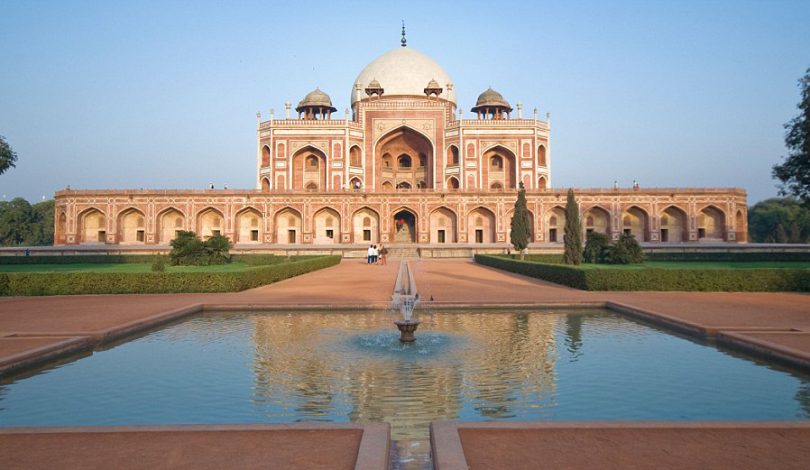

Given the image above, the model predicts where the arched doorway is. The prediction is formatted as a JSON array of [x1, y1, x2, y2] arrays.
[[483, 146, 517, 190], [583, 206, 610, 237], [158, 208, 185, 244], [274, 208, 302, 244], [546, 206, 565, 243], [392, 209, 417, 243], [197, 208, 224, 239], [353, 208, 380, 243], [468, 207, 495, 243], [292, 146, 327, 191], [117, 208, 146, 244], [313, 208, 340, 244], [430, 207, 457, 243], [80, 209, 106, 244], [660, 206, 687, 242], [622, 206, 650, 241], [698, 206, 725, 240], [235, 208, 262, 243]]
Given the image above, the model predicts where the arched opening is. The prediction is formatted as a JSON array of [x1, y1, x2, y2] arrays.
[[349, 145, 362, 167], [430, 207, 457, 243], [507, 209, 534, 245], [376, 127, 433, 190], [446, 177, 459, 190], [735, 209, 747, 242], [660, 206, 687, 242], [546, 206, 565, 243], [382, 181, 394, 191], [158, 208, 185, 244], [292, 146, 327, 191], [448, 145, 459, 166], [56, 212, 67, 244], [416, 180, 427, 189], [583, 206, 610, 236], [698, 206, 726, 240], [393, 208, 417, 243], [538, 145, 547, 166], [538, 176, 547, 190], [490, 182, 503, 191], [261, 177, 270, 192], [262, 145, 271, 167], [622, 206, 650, 241], [397, 181, 412, 190], [236, 208, 262, 243], [117, 208, 146, 244], [80, 209, 106, 244], [353, 207, 380, 243], [313, 207, 341, 244], [468, 207, 496, 243], [349, 177, 362, 190], [483, 146, 517, 190], [197, 208, 224, 239], [274, 208, 302, 244]]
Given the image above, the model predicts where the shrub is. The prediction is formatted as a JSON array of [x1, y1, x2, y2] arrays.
[[583, 232, 610, 263], [2, 256, 341, 296], [151, 257, 166, 272], [602, 233, 645, 264], [169, 231, 232, 266], [204, 234, 232, 265], [474, 254, 810, 292]]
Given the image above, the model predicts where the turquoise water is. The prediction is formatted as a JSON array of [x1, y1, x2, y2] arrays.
[[1, 309, 808, 440]]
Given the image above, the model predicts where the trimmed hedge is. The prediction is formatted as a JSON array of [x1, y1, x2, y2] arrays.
[[1, 255, 341, 296], [646, 251, 810, 262], [475, 255, 810, 292], [0, 253, 317, 266]]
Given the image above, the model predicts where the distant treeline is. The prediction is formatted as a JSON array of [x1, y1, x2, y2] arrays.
[[0, 198, 54, 246], [748, 198, 810, 243]]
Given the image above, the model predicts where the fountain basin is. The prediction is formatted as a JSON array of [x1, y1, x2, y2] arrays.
[[394, 319, 421, 342]]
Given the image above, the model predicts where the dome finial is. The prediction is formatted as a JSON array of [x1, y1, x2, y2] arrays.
[[401, 20, 407, 47]]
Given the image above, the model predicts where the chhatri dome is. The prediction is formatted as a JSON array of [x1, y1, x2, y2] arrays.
[[351, 47, 456, 105]]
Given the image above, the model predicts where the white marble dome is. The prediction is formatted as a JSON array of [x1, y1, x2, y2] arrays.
[[351, 47, 455, 105]]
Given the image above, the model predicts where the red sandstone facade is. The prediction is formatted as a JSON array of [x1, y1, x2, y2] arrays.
[[53, 45, 747, 247]]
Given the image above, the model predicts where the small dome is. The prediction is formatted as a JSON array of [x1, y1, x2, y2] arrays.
[[471, 87, 512, 112], [296, 88, 337, 112], [368, 78, 382, 89], [426, 78, 440, 89]]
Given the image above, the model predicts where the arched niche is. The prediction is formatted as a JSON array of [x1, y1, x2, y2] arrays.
[[660, 206, 687, 242], [446, 177, 460, 190], [117, 208, 146, 244], [79, 208, 106, 244], [235, 208, 262, 243], [261, 177, 270, 192], [392, 208, 417, 243], [292, 146, 327, 191], [538, 145, 547, 166], [698, 206, 726, 240], [430, 207, 457, 243], [55, 212, 67, 244], [158, 208, 185, 244], [622, 206, 650, 241], [376, 127, 433, 190], [538, 176, 547, 190], [583, 206, 611, 236], [313, 207, 341, 244], [274, 208, 302, 244], [352, 207, 380, 243], [349, 145, 362, 167], [262, 145, 271, 167], [197, 208, 224, 239], [483, 146, 517, 190], [546, 206, 565, 243], [447, 145, 460, 166], [468, 207, 495, 243]]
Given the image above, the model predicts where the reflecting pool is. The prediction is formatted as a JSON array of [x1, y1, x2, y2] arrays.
[[2, 309, 809, 443]]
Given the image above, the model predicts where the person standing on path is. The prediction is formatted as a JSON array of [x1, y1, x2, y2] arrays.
[[379, 245, 387, 265], [367, 245, 374, 264]]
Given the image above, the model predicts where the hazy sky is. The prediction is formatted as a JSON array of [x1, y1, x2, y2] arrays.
[[1, 0, 809, 204]]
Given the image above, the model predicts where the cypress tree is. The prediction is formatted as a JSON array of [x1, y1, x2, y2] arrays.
[[510, 182, 531, 260], [563, 188, 583, 265]]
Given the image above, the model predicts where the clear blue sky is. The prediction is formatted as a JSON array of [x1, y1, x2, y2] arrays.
[[1, 0, 808, 204]]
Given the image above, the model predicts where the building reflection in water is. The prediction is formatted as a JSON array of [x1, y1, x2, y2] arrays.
[[250, 310, 573, 439]]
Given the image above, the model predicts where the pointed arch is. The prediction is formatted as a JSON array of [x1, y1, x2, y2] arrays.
[[313, 207, 341, 244], [467, 206, 496, 243], [538, 144, 547, 166], [349, 145, 362, 167], [235, 207, 263, 243], [55, 211, 67, 245], [157, 207, 186, 244], [430, 206, 457, 243], [117, 207, 146, 244], [292, 145, 327, 191], [352, 206, 380, 243], [375, 126, 434, 190], [196, 207, 225, 239], [447, 145, 460, 166], [78, 207, 106, 244], [274, 207, 302, 244], [582, 205, 611, 236], [735, 209, 747, 242], [446, 176, 460, 190], [698, 205, 726, 240], [660, 205, 688, 242], [261, 145, 271, 167], [392, 206, 418, 243], [622, 205, 650, 241], [538, 176, 547, 190], [546, 206, 566, 243], [482, 144, 517, 190], [261, 177, 270, 192]]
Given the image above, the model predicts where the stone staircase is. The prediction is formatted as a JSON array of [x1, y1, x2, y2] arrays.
[[387, 245, 419, 259]]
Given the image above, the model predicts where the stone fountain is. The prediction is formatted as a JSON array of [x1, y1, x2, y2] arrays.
[[391, 261, 420, 342]]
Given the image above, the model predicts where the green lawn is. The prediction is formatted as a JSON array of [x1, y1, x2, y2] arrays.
[[0, 262, 258, 273], [574, 261, 810, 270]]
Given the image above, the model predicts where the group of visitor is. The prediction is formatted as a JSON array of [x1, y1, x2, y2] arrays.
[[367, 244, 387, 265]]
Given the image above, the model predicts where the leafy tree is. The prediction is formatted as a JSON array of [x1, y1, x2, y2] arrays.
[[0, 135, 17, 176], [583, 231, 610, 263], [0, 198, 52, 246], [773, 67, 810, 204], [602, 233, 645, 264], [563, 189, 583, 265], [205, 234, 232, 264], [509, 182, 531, 260], [748, 197, 810, 243]]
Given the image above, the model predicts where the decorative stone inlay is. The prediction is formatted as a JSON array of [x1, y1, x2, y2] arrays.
[[372, 118, 435, 143]]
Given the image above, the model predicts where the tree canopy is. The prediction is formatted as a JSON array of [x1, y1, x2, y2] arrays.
[[748, 197, 810, 243], [509, 182, 531, 258], [0, 198, 54, 246], [563, 189, 583, 265], [0, 135, 18, 176], [773, 67, 810, 204]]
